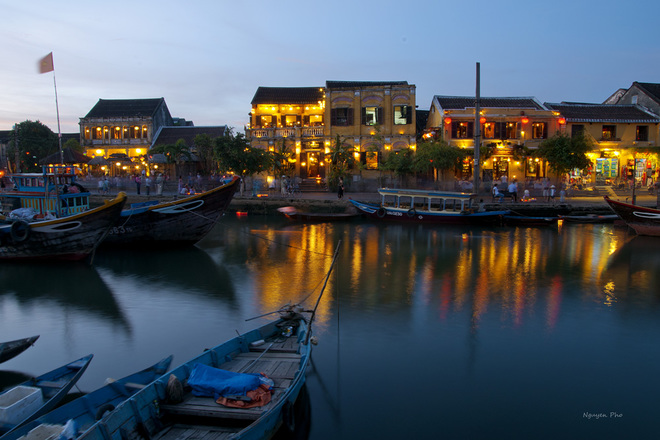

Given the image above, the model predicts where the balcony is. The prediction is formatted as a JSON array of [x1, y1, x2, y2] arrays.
[[247, 126, 325, 140]]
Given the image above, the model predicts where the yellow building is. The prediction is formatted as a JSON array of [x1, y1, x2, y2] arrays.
[[545, 102, 660, 187], [246, 81, 416, 185], [426, 96, 560, 184]]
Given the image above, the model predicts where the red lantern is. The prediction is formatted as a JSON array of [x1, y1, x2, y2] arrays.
[[558, 118, 566, 125], [444, 117, 452, 125], [480, 117, 486, 124], [521, 117, 529, 124]]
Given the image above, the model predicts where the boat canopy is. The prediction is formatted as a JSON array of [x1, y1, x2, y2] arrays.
[[378, 188, 478, 213]]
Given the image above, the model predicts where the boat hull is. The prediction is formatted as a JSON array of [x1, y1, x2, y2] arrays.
[[0, 194, 126, 261], [604, 196, 660, 236], [0, 336, 39, 364], [350, 199, 507, 225], [103, 177, 239, 247]]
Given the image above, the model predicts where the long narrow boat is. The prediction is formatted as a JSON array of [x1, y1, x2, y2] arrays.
[[72, 243, 341, 440], [604, 196, 660, 236], [0, 355, 93, 436], [503, 214, 559, 227], [277, 206, 359, 222], [0, 193, 126, 262], [102, 176, 240, 247], [350, 188, 508, 225], [0, 337, 39, 365], [1, 356, 173, 440]]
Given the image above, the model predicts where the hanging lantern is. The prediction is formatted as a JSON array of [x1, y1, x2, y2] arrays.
[[521, 117, 529, 124], [480, 117, 486, 124], [444, 117, 452, 125], [558, 118, 566, 125]]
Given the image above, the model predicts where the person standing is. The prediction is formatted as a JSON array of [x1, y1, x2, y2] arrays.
[[145, 175, 152, 196], [508, 180, 518, 202], [337, 177, 344, 199], [135, 174, 141, 195]]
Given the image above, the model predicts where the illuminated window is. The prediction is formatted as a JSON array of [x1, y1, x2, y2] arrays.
[[602, 125, 616, 140], [362, 107, 382, 126], [113, 127, 121, 140], [393, 106, 412, 125], [532, 122, 547, 139], [303, 115, 324, 126], [283, 115, 300, 127], [259, 115, 274, 127], [130, 126, 141, 139], [142, 125, 148, 138], [361, 151, 379, 170], [492, 122, 517, 139], [451, 121, 473, 139], [483, 122, 494, 139]]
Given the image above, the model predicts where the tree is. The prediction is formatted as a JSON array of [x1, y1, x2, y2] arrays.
[[414, 140, 467, 188], [272, 139, 295, 178], [150, 139, 192, 165], [7, 120, 58, 172], [535, 132, 593, 180], [214, 129, 272, 194], [381, 148, 415, 187], [63, 137, 83, 152], [326, 134, 355, 190], [193, 133, 216, 175]]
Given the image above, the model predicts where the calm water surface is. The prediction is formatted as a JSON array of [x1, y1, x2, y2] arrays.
[[1, 216, 659, 440]]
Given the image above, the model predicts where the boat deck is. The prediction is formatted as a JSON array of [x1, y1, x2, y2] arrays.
[[156, 336, 302, 440]]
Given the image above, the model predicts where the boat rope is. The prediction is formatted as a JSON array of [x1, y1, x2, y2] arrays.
[[305, 241, 341, 344]]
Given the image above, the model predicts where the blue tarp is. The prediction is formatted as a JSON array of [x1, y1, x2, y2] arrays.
[[187, 363, 262, 399]]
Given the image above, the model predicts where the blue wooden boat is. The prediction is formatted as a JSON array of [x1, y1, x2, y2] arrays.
[[0, 336, 39, 365], [503, 214, 559, 226], [0, 355, 93, 436], [350, 188, 508, 225], [72, 243, 340, 440], [1, 166, 91, 218], [102, 176, 240, 247], [0, 193, 126, 262], [1, 356, 173, 440]]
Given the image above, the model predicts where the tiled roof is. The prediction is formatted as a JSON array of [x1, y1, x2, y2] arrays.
[[545, 102, 660, 123], [84, 98, 167, 118], [633, 82, 660, 105], [434, 96, 545, 110], [251, 87, 324, 105], [151, 126, 228, 147], [326, 81, 408, 89]]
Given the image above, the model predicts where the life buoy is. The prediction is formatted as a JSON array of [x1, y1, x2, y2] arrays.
[[376, 208, 386, 218], [407, 208, 416, 218], [10, 220, 30, 243], [95, 403, 115, 420]]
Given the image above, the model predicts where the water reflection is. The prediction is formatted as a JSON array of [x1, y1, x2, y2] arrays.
[[0, 263, 127, 330], [604, 235, 660, 305], [213, 217, 650, 333]]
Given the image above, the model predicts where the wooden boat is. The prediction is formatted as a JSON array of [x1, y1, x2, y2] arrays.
[[0, 336, 39, 365], [1, 166, 91, 218], [350, 188, 508, 225], [0, 193, 127, 262], [1, 356, 173, 440], [72, 243, 341, 440], [277, 206, 359, 222], [503, 214, 559, 226], [102, 176, 239, 247], [0, 354, 93, 436], [558, 213, 619, 223], [604, 196, 660, 236]]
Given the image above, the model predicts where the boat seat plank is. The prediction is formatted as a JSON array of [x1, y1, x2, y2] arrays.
[[154, 424, 239, 440]]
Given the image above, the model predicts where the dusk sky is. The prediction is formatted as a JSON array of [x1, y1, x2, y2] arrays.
[[2, 0, 659, 134]]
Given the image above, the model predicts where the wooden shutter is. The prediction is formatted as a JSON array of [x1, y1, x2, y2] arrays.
[[331, 109, 337, 125], [377, 107, 384, 125], [406, 106, 412, 124], [348, 108, 354, 126], [467, 122, 474, 138], [451, 122, 458, 138], [361, 108, 366, 125], [303, 115, 310, 126]]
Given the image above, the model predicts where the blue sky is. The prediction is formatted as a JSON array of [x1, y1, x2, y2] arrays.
[[1, 0, 658, 134]]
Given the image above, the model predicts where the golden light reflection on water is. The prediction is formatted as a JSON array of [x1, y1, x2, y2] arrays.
[[228, 220, 652, 332]]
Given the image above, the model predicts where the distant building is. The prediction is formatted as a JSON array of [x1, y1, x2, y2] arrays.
[[545, 102, 660, 186], [426, 96, 560, 183], [79, 98, 174, 161]]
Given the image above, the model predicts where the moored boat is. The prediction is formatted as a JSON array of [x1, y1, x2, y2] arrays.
[[0, 336, 39, 365], [350, 188, 508, 225], [102, 176, 239, 247], [558, 214, 619, 223], [604, 196, 660, 236], [277, 206, 359, 222], [0, 193, 127, 262], [1, 356, 173, 440], [0, 354, 93, 436], [503, 214, 559, 226]]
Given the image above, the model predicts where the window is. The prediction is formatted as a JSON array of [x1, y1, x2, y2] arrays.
[[259, 115, 274, 127], [483, 123, 494, 139], [362, 107, 383, 126], [493, 122, 517, 139], [571, 125, 584, 138], [531, 122, 547, 139], [394, 105, 412, 125], [636, 125, 649, 141], [602, 125, 616, 140], [130, 126, 141, 139], [451, 121, 473, 139], [283, 115, 300, 127], [360, 151, 379, 170], [331, 108, 353, 126], [304, 115, 323, 126]]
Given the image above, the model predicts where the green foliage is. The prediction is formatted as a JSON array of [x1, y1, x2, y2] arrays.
[[326, 134, 355, 188], [8, 120, 58, 172], [63, 137, 83, 152], [414, 140, 466, 179], [381, 148, 415, 186], [272, 139, 295, 177], [193, 133, 215, 174], [536, 132, 593, 176], [150, 139, 192, 164], [213, 129, 272, 177]]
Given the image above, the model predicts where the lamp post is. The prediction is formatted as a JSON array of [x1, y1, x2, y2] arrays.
[[473, 62, 481, 194]]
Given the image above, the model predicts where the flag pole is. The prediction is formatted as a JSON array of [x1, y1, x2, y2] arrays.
[[52, 68, 63, 166]]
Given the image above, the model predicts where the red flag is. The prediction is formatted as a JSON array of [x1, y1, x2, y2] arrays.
[[38, 52, 54, 74]]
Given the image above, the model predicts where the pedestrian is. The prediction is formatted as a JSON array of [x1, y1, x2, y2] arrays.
[[507, 180, 518, 202], [97, 178, 104, 194], [135, 174, 141, 195], [492, 184, 504, 202], [337, 177, 344, 199], [178, 176, 183, 194], [103, 177, 109, 195], [549, 184, 556, 202], [145, 175, 152, 196], [542, 178, 550, 200]]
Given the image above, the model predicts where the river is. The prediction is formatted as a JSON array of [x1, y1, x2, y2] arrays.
[[1, 215, 659, 439]]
